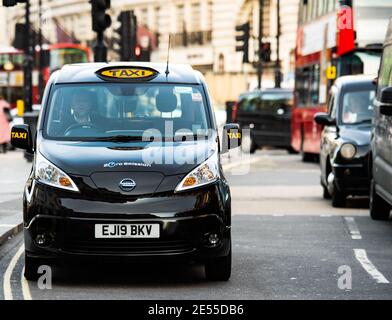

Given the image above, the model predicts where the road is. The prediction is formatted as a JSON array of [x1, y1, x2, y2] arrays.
[[1, 149, 392, 300]]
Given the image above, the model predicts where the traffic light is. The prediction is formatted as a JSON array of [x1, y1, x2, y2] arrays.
[[2, 0, 17, 6], [235, 22, 250, 63], [13, 23, 26, 50], [135, 45, 151, 62], [113, 10, 137, 61], [2, 0, 26, 6], [261, 42, 271, 63], [91, 0, 111, 33]]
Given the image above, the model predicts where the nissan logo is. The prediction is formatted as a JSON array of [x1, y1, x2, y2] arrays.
[[119, 178, 136, 192]]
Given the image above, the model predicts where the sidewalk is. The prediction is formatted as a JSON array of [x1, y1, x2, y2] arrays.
[[0, 151, 32, 245]]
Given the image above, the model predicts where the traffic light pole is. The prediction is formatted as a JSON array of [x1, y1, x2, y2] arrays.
[[38, 0, 45, 102], [94, 31, 107, 62], [257, 0, 263, 90], [275, 0, 282, 88], [23, 0, 33, 112]]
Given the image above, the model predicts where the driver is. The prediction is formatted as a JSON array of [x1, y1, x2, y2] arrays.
[[71, 91, 94, 124], [343, 93, 370, 124], [64, 91, 105, 135]]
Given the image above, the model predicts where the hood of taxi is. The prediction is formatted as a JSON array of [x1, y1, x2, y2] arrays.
[[38, 138, 217, 177], [339, 125, 371, 147]]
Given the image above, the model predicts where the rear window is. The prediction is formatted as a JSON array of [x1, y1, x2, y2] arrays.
[[43, 83, 210, 141], [238, 92, 293, 113]]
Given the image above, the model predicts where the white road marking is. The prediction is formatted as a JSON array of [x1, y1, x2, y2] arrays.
[[320, 214, 332, 217], [222, 156, 263, 171], [354, 249, 389, 284], [344, 217, 362, 240], [21, 267, 32, 300], [3, 244, 24, 300], [0, 224, 16, 228]]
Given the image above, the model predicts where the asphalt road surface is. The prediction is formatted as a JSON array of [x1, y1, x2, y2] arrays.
[[1, 149, 392, 300]]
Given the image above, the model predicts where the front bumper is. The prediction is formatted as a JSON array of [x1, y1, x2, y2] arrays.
[[23, 180, 231, 264], [333, 164, 370, 195]]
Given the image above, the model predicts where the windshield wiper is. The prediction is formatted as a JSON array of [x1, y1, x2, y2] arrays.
[[353, 119, 372, 125], [91, 135, 145, 142]]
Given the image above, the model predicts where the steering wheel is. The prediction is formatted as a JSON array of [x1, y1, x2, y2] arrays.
[[64, 123, 101, 136]]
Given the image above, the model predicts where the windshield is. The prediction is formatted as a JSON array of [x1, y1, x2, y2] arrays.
[[50, 48, 89, 71], [341, 88, 375, 125], [338, 51, 381, 76], [44, 83, 210, 141]]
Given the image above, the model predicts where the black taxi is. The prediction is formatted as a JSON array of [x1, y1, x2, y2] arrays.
[[11, 62, 241, 281], [314, 76, 376, 208]]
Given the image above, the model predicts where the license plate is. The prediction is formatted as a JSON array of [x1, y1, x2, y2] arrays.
[[95, 224, 160, 239]]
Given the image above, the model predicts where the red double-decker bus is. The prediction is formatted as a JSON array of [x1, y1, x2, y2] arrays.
[[292, 0, 392, 161], [0, 43, 92, 108]]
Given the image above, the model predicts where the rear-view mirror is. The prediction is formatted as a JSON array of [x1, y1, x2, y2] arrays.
[[380, 87, 392, 116], [221, 123, 242, 153], [314, 112, 336, 126], [11, 124, 33, 153]]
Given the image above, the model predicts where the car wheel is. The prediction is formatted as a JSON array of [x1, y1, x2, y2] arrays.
[[287, 147, 298, 155], [331, 186, 346, 208], [370, 179, 391, 221], [241, 134, 257, 154], [301, 151, 314, 162], [322, 184, 331, 199], [205, 244, 231, 281], [24, 254, 41, 281]]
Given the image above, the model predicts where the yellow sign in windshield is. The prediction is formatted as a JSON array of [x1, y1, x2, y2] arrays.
[[98, 68, 157, 80]]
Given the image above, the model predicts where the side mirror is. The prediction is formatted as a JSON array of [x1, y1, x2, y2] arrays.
[[380, 87, 392, 116], [221, 123, 242, 153], [314, 112, 336, 126], [11, 124, 33, 153]]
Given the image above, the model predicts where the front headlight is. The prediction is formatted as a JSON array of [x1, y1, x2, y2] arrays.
[[340, 143, 357, 160], [35, 152, 79, 192], [175, 152, 219, 192]]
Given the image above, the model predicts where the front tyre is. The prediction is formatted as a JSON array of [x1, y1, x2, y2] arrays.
[[331, 181, 346, 208], [322, 184, 331, 199], [370, 179, 391, 221], [24, 254, 40, 281], [205, 244, 232, 281]]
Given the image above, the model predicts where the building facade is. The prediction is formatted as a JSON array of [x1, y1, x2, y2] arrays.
[[6, 0, 299, 103], [0, 7, 10, 47]]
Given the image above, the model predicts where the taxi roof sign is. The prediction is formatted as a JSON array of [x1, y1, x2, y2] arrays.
[[96, 66, 159, 81]]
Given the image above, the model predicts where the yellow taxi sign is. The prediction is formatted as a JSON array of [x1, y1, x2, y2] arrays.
[[96, 67, 158, 81], [326, 65, 337, 80]]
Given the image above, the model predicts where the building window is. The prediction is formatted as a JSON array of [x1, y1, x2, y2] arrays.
[[207, 1, 213, 30], [190, 2, 201, 32], [139, 7, 148, 27], [176, 4, 185, 32], [153, 6, 160, 32]]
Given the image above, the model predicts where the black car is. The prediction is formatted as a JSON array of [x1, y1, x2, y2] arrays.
[[370, 18, 392, 221], [234, 88, 294, 153], [315, 76, 376, 208], [11, 63, 241, 281]]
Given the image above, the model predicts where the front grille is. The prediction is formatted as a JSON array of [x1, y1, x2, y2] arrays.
[[62, 239, 195, 255]]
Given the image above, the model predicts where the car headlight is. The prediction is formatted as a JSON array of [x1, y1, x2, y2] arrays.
[[35, 152, 79, 192], [175, 152, 219, 192], [340, 143, 357, 160]]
